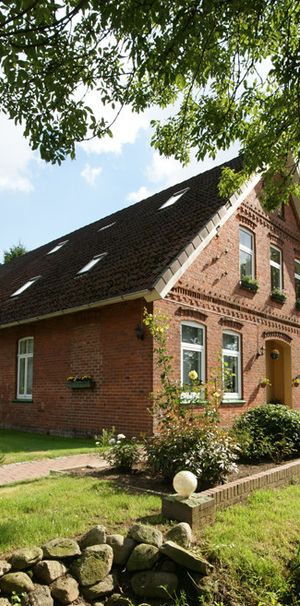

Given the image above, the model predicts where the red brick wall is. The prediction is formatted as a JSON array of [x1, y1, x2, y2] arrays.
[[0, 299, 154, 436], [153, 185, 300, 424]]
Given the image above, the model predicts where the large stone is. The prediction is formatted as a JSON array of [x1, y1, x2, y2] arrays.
[[82, 574, 115, 600], [160, 541, 212, 575], [0, 572, 35, 594], [127, 544, 159, 572], [106, 535, 135, 566], [25, 584, 54, 606], [42, 538, 80, 560], [165, 523, 193, 549], [0, 561, 11, 577], [105, 594, 132, 606], [128, 524, 163, 548], [50, 576, 79, 604], [131, 571, 178, 599], [10, 547, 43, 570], [71, 544, 113, 586], [79, 525, 106, 549], [33, 560, 67, 584]]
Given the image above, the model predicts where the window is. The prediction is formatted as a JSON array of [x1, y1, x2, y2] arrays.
[[47, 240, 68, 254], [98, 222, 116, 231], [159, 188, 189, 210], [11, 276, 40, 297], [181, 322, 205, 387], [222, 332, 241, 400], [239, 227, 254, 279], [295, 260, 300, 300], [17, 338, 34, 399], [77, 253, 107, 274], [270, 245, 282, 290]]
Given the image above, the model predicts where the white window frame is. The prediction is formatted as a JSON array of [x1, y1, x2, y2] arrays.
[[17, 337, 34, 400], [11, 276, 40, 297], [270, 245, 283, 290], [159, 188, 189, 210], [295, 259, 300, 298], [77, 253, 107, 274], [98, 222, 116, 231], [222, 331, 241, 400], [180, 321, 205, 389], [47, 240, 68, 254], [239, 227, 254, 279]]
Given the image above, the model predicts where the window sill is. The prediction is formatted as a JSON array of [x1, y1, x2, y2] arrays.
[[221, 399, 246, 407], [12, 398, 33, 404]]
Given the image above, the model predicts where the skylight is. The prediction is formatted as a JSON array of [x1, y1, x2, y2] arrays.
[[77, 253, 107, 275], [47, 240, 68, 254], [11, 276, 40, 297], [98, 222, 116, 232], [159, 188, 189, 210]]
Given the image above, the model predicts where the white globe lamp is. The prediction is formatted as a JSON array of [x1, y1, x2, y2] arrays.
[[173, 470, 197, 498]]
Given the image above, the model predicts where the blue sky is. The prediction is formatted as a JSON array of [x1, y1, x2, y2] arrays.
[[0, 107, 239, 263]]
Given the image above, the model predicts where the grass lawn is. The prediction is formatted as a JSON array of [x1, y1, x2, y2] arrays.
[[0, 475, 161, 554], [204, 484, 300, 604], [0, 429, 99, 464]]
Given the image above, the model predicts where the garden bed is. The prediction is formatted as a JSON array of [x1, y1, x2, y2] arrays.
[[59, 458, 298, 495]]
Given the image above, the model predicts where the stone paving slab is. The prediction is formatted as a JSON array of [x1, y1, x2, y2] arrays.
[[0, 454, 107, 486]]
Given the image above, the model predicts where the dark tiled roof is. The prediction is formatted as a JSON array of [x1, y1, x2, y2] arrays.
[[0, 156, 243, 326]]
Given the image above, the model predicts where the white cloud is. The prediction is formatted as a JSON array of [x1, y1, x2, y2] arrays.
[[0, 114, 34, 192], [79, 96, 150, 156], [146, 144, 241, 190], [126, 185, 153, 202], [80, 163, 102, 186]]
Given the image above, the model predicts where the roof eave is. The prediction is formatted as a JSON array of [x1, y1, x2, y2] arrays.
[[0, 288, 160, 330]]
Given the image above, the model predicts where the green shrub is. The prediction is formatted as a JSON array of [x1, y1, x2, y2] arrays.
[[146, 420, 238, 489], [233, 404, 300, 462], [104, 433, 141, 472]]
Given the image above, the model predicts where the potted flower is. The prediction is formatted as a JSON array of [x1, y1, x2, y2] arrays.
[[240, 275, 259, 293], [260, 377, 272, 387], [271, 288, 287, 303], [66, 375, 95, 389], [293, 376, 300, 387]]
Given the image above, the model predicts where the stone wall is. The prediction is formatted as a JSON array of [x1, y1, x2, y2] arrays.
[[0, 523, 212, 606]]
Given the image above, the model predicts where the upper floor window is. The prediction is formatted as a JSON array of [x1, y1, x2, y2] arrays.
[[239, 228, 254, 279], [17, 337, 34, 400], [270, 245, 282, 290], [181, 322, 205, 386], [295, 259, 300, 300], [222, 331, 241, 400]]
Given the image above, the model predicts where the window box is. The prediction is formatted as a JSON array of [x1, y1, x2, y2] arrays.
[[271, 289, 287, 303], [67, 379, 95, 390], [240, 276, 259, 293]]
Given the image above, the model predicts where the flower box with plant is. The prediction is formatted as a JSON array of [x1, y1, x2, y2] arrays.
[[240, 275, 259, 293], [66, 375, 94, 389], [271, 288, 287, 303], [260, 377, 272, 388]]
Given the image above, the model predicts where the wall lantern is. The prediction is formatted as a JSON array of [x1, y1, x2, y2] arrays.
[[270, 349, 280, 360], [135, 323, 145, 340]]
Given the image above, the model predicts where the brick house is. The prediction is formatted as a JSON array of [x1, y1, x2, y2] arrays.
[[1, 156, 300, 436]]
